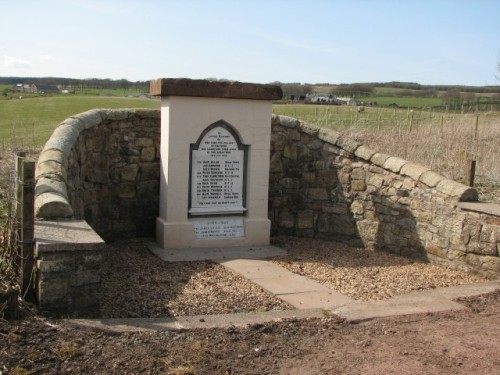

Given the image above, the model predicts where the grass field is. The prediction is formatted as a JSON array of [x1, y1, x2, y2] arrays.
[[0, 95, 159, 147]]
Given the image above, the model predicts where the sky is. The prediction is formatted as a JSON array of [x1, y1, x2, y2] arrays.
[[1, 0, 499, 86]]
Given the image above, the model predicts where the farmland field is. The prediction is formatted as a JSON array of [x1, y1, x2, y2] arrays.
[[0, 95, 159, 147]]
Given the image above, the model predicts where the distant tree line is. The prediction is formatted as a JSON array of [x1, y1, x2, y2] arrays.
[[0, 77, 149, 92]]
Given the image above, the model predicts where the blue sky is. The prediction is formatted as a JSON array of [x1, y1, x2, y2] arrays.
[[1, 0, 499, 85]]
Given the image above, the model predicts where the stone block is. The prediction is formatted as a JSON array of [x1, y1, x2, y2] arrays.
[[331, 215, 357, 236], [370, 153, 390, 167], [298, 121, 320, 136], [435, 179, 478, 201], [322, 143, 340, 155], [139, 163, 161, 181], [35, 177, 68, 200], [479, 224, 499, 243], [37, 277, 69, 305], [467, 242, 498, 256], [117, 183, 136, 198], [350, 200, 364, 215], [278, 115, 299, 128], [37, 149, 68, 169], [368, 174, 384, 188], [137, 137, 154, 147], [351, 167, 366, 180], [137, 180, 160, 198], [306, 138, 324, 151], [336, 136, 361, 154], [141, 147, 156, 162], [297, 210, 315, 229], [288, 129, 301, 141], [42, 125, 80, 156], [419, 170, 444, 187], [317, 169, 338, 187], [400, 162, 429, 181], [279, 209, 295, 228], [36, 160, 67, 181], [318, 128, 341, 145], [383, 157, 407, 173], [354, 145, 376, 161], [35, 192, 74, 219], [307, 188, 329, 201], [283, 144, 298, 159], [351, 180, 366, 191], [75, 109, 104, 130], [280, 177, 302, 189], [121, 164, 139, 181], [70, 268, 101, 287], [356, 220, 379, 242], [322, 203, 348, 214]]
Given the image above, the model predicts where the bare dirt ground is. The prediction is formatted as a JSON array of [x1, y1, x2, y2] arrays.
[[1, 237, 499, 375], [0, 290, 498, 374]]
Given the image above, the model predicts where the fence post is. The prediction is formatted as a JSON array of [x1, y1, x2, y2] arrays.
[[16, 154, 35, 301], [465, 160, 476, 187]]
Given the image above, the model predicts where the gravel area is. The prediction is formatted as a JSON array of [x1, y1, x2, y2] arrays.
[[100, 239, 292, 318], [271, 236, 485, 301], [101, 237, 486, 319]]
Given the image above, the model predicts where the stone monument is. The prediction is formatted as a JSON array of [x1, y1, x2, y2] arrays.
[[150, 78, 282, 249]]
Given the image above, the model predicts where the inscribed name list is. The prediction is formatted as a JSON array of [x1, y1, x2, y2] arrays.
[[190, 125, 245, 215]]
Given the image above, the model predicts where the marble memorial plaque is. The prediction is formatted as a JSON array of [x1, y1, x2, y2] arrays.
[[193, 218, 245, 239], [189, 121, 247, 215]]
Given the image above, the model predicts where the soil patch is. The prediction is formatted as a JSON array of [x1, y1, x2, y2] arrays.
[[1, 290, 498, 374]]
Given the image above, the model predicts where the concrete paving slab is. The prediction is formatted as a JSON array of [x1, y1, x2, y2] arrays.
[[278, 290, 354, 310], [333, 297, 467, 323], [148, 243, 286, 262], [457, 202, 500, 216], [219, 259, 294, 280], [248, 274, 333, 295], [332, 281, 499, 322], [68, 308, 327, 332]]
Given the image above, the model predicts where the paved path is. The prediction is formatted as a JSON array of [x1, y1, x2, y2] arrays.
[[69, 244, 499, 331]]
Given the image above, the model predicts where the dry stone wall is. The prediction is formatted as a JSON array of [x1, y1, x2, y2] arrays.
[[35, 109, 160, 241], [269, 114, 499, 277], [34, 110, 499, 279]]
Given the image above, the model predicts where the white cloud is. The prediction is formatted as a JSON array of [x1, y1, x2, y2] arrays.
[[39, 55, 60, 62], [4, 55, 32, 69]]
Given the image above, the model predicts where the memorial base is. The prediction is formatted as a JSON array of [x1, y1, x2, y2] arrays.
[[156, 217, 271, 249]]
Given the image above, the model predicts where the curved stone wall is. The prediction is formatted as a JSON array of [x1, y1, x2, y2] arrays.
[[35, 110, 499, 276], [269, 114, 498, 277], [35, 109, 160, 241]]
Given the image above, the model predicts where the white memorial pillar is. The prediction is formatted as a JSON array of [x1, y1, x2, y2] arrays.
[[150, 78, 282, 249]]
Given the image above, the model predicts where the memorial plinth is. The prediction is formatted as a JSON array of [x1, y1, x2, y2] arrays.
[[151, 78, 282, 249]]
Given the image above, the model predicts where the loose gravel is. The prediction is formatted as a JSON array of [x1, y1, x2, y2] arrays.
[[100, 239, 292, 318], [100, 237, 485, 319], [271, 236, 485, 301]]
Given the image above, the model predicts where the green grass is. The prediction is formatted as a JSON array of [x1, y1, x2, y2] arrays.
[[0, 95, 159, 147]]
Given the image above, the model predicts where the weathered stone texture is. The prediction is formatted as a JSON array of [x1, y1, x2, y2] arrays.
[[269, 115, 498, 278], [35, 109, 161, 241]]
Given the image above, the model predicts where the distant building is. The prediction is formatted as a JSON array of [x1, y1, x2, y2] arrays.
[[12, 84, 31, 92], [31, 84, 60, 94], [335, 97, 358, 106], [308, 94, 336, 104], [11, 83, 60, 94]]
